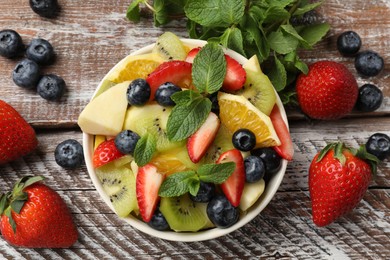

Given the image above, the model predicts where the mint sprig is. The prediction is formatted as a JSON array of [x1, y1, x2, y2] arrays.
[[134, 133, 156, 166], [158, 162, 235, 197]]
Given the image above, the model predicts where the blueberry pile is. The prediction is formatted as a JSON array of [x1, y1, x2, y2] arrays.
[[0, 29, 66, 101], [336, 30, 385, 112]]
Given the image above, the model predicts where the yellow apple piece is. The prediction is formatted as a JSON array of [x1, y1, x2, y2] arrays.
[[239, 179, 265, 211]]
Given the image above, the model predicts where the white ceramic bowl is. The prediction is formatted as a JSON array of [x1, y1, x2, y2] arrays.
[[82, 38, 289, 242]]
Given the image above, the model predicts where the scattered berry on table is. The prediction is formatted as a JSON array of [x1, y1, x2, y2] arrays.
[[355, 50, 384, 77], [232, 129, 256, 152], [251, 147, 282, 177], [114, 130, 140, 155], [337, 31, 361, 56], [0, 29, 24, 58], [54, 139, 84, 169], [127, 79, 151, 106], [26, 38, 55, 65], [355, 84, 383, 112], [365, 133, 390, 161], [154, 82, 182, 106], [244, 155, 265, 183], [29, 0, 60, 18], [207, 195, 239, 228], [12, 59, 41, 89], [148, 208, 169, 231], [189, 181, 215, 203], [37, 74, 66, 101]]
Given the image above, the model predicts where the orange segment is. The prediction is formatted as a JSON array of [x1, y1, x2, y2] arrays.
[[218, 92, 281, 148]]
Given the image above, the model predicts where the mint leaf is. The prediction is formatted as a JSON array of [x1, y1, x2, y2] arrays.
[[153, 0, 169, 26], [293, 1, 323, 16], [298, 23, 330, 46], [268, 54, 287, 92], [158, 171, 199, 197], [220, 27, 246, 57], [263, 5, 290, 24], [134, 133, 156, 166], [268, 30, 299, 55], [167, 97, 211, 141], [192, 42, 226, 94], [281, 24, 310, 49], [126, 0, 143, 22], [295, 59, 309, 74], [198, 162, 236, 184], [170, 90, 202, 106]]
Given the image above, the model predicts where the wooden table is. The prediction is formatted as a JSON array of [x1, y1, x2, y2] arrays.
[[0, 1, 389, 259]]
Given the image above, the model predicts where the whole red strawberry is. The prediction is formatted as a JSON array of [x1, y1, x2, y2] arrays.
[[0, 100, 38, 164], [309, 143, 378, 226], [0, 176, 78, 248], [296, 61, 358, 120]]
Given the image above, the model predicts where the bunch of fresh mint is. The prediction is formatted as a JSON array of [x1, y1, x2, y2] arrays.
[[126, 0, 330, 104]]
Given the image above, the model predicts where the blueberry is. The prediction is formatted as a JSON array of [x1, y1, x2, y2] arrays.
[[209, 92, 220, 115], [0, 29, 24, 58], [244, 155, 265, 183], [207, 195, 239, 228], [114, 130, 140, 155], [148, 208, 169, 231], [189, 182, 215, 203], [127, 79, 150, 106], [55, 139, 84, 169], [290, 10, 318, 26], [251, 147, 282, 180], [26, 38, 55, 65], [355, 84, 383, 112], [366, 133, 390, 161], [12, 59, 41, 89], [37, 74, 66, 101], [337, 31, 361, 56], [155, 82, 182, 106], [355, 50, 384, 77], [232, 129, 256, 152], [29, 0, 60, 18]]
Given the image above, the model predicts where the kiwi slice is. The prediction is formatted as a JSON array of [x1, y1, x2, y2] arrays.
[[152, 32, 188, 61], [95, 161, 138, 217], [160, 194, 209, 232], [201, 124, 235, 164], [236, 69, 276, 116], [123, 102, 184, 152]]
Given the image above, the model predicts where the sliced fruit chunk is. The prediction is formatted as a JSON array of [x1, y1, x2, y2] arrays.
[[150, 146, 196, 175], [237, 55, 277, 116], [187, 112, 220, 163], [106, 53, 163, 83], [185, 47, 201, 63], [270, 105, 294, 161], [201, 124, 234, 163], [160, 194, 209, 232], [239, 178, 265, 211], [218, 92, 281, 148], [152, 32, 188, 61], [78, 81, 130, 136], [146, 61, 192, 99], [93, 139, 124, 168], [123, 102, 184, 152], [217, 149, 245, 207], [222, 55, 246, 92], [94, 135, 106, 150], [96, 161, 137, 217], [136, 164, 164, 222]]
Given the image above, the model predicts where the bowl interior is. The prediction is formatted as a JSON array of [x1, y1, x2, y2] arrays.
[[82, 39, 288, 242]]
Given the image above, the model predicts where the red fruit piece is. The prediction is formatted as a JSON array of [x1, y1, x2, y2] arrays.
[[296, 60, 358, 120], [185, 47, 201, 63], [187, 112, 220, 163], [270, 105, 294, 161], [309, 143, 377, 226], [146, 61, 192, 99], [136, 164, 164, 222], [0, 176, 78, 248], [93, 139, 124, 168], [0, 100, 38, 164], [222, 55, 246, 92], [217, 149, 245, 207]]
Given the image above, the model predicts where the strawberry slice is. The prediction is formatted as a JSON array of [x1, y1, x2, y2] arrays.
[[185, 47, 201, 63], [146, 61, 192, 99], [270, 105, 294, 161], [222, 55, 246, 92], [136, 164, 164, 222], [93, 139, 124, 168], [217, 149, 245, 207], [187, 112, 220, 163]]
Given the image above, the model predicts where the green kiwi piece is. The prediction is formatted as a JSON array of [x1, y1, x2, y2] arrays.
[[95, 161, 138, 217], [236, 70, 276, 116], [160, 194, 209, 232], [200, 124, 235, 164], [123, 103, 184, 152], [152, 32, 188, 61]]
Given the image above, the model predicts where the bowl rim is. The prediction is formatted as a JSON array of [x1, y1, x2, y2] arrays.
[[82, 38, 288, 242]]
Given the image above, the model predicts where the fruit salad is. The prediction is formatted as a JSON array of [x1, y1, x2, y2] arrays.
[[78, 32, 293, 234]]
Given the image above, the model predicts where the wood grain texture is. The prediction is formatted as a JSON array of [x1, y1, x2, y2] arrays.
[[0, 0, 389, 259]]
